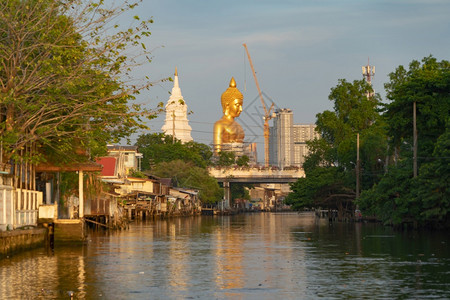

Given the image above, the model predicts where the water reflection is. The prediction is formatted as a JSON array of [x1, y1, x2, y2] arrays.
[[0, 245, 88, 299], [213, 217, 245, 296], [0, 213, 449, 299]]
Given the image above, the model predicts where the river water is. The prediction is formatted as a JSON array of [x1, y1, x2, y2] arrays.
[[1, 212, 449, 299]]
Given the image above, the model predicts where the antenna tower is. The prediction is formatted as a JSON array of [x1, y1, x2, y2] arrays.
[[362, 58, 375, 97]]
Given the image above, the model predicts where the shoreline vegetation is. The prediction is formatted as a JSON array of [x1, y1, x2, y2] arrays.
[[286, 57, 449, 230]]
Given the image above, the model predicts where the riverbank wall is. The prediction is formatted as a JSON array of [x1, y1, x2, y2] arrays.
[[0, 228, 47, 258], [54, 219, 85, 244]]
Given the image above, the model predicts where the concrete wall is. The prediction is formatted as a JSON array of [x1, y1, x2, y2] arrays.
[[38, 204, 58, 220], [54, 220, 85, 244], [0, 185, 14, 231], [0, 228, 47, 258]]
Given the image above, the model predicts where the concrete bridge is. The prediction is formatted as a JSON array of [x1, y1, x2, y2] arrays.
[[208, 167, 305, 207]]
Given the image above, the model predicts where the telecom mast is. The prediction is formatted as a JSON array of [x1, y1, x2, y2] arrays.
[[357, 59, 376, 198], [362, 58, 375, 84], [362, 58, 375, 97]]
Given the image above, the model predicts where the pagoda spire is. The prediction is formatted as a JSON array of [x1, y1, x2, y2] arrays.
[[171, 67, 182, 100], [161, 67, 193, 143]]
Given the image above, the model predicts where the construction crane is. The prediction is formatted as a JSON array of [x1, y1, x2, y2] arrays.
[[243, 43, 274, 167]]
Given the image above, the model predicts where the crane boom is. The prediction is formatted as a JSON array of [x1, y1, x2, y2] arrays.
[[243, 43, 274, 167]]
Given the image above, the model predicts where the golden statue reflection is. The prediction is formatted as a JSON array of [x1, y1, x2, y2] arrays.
[[213, 77, 245, 154]]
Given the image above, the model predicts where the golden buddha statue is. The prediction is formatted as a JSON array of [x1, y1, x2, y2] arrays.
[[213, 77, 245, 154]]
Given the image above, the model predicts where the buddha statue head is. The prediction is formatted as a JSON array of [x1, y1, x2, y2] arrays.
[[220, 77, 243, 118], [213, 77, 245, 154]]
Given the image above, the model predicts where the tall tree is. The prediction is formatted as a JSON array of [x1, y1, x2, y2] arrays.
[[384, 56, 450, 168], [286, 79, 386, 216], [415, 119, 450, 224], [316, 79, 383, 171], [359, 57, 450, 227], [0, 0, 159, 164]]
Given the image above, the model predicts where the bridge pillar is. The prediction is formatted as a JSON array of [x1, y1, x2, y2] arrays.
[[223, 181, 231, 209]]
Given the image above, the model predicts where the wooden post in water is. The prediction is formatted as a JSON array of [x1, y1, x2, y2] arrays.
[[223, 181, 230, 209], [79, 170, 84, 218]]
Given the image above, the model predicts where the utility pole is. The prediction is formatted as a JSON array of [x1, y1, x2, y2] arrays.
[[356, 133, 360, 199], [413, 101, 417, 177]]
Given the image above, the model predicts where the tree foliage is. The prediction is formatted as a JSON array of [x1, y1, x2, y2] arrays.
[[0, 0, 160, 164], [416, 121, 450, 222], [317, 79, 384, 170], [384, 56, 450, 159], [151, 160, 222, 204], [287, 79, 386, 213], [359, 119, 450, 227], [236, 155, 250, 167], [358, 161, 415, 225], [358, 56, 450, 227], [285, 167, 353, 210], [135, 133, 213, 170], [216, 151, 235, 167], [230, 183, 252, 201], [136, 133, 221, 204]]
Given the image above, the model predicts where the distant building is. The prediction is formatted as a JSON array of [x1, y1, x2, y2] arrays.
[[269, 109, 294, 168], [161, 68, 193, 143], [293, 124, 320, 167], [244, 142, 258, 165], [96, 145, 143, 178], [269, 109, 318, 168]]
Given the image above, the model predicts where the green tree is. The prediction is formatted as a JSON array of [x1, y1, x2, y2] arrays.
[[184, 140, 213, 165], [384, 56, 450, 162], [236, 155, 250, 167], [415, 120, 450, 224], [135, 133, 213, 170], [0, 0, 159, 164], [216, 151, 235, 167], [287, 79, 386, 215], [135, 133, 221, 204], [286, 167, 354, 211], [360, 119, 450, 227], [358, 57, 450, 227], [230, 183, 252, 201], [152, 160, 222, 204], [358, 161, 415, 225], [316, 79, 384, 171]]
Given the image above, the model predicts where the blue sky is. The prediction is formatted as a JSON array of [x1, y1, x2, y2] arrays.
[[124, 0, 450, 161]]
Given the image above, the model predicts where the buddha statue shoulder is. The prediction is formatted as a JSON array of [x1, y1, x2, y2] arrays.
[[213, 77, 245, 154]]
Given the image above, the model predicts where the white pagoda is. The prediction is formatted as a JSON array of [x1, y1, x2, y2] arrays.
[[161, 68, 193, 143]]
